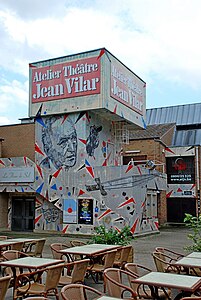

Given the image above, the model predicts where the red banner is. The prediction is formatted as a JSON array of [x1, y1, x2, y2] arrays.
[[31, 57, 101, 103]]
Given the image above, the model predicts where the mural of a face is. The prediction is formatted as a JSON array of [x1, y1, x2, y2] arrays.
[[41, 116, 77, 169]]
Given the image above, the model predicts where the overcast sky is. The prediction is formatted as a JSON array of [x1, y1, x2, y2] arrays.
[[0, 0, 201, 125]]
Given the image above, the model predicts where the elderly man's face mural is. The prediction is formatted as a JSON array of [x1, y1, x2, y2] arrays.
[[41, 116, 77, 170]]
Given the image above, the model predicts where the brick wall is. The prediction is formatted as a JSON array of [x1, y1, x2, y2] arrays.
[[0, 123, 35, 161], [0, 193, 9, 229]]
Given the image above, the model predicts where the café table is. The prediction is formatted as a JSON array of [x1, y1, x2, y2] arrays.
[[0, 256, 64, 300], [132, 271, 201, 300], [186, 252, 201, 259], [61, 243, 121, 261], [174, 256, 201, 275]]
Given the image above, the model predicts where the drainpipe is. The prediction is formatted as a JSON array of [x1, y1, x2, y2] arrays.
[[195, 146, 200, 216]]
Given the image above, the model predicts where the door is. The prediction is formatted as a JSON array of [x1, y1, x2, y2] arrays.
[[167, 198, 196, 223], [12, 197, 35, 231]]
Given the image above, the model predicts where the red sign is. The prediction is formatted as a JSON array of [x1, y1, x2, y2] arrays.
[[110, 60, 145, 115], [30, 57, 101, 103]]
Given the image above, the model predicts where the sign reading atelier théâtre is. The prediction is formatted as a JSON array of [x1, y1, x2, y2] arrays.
[[110, 58, 144, 115], [31, 56, 101, 103], [0, 167, 35, 183]]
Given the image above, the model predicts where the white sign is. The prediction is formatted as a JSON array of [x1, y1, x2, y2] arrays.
[[0, 167, 35, 183]]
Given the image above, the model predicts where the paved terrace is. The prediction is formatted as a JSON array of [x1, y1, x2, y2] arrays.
[[1, 226, 192, 299]]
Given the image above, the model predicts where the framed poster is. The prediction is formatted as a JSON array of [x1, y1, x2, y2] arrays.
[[63, 199, 77, 223], [166, 156, 195, 184], [78, 198, 93, 225]]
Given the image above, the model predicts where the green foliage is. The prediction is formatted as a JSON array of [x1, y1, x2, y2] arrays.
[[90, 225, 132, 246], [184, 213, 201, 251]]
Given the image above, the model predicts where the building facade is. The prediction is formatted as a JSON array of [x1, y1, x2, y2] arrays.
[[0, 48, 166, 235]]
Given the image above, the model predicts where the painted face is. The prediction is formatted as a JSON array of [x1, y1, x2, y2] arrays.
[[42, 116, 77, 169]]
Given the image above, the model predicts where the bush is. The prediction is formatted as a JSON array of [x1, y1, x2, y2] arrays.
[[90, 225, 132, 246], [184, 213, 201, 251]]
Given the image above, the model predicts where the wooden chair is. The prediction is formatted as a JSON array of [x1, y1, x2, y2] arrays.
[[14, 263, 64, 300], [25, 239, 46, 257], [113, 245, 133, 268], [125, 262, 171, 299], [104, 267, 138, 299], [0, 275, 11, 300], [87, 249, 117, 283], [70, 240, 87, 247], [152, 251, 181, 273], [60, 283, 103, 300], [59, 259, 90, 286], [50, 243, 73, 262]]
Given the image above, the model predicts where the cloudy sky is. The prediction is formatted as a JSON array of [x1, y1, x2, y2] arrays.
[[0, 0, 201, 125]]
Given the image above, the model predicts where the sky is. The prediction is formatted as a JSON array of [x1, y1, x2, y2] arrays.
[[0, 0, 201, 125]]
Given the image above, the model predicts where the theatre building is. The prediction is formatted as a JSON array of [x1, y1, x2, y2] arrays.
[[0, 48, 166, 235]]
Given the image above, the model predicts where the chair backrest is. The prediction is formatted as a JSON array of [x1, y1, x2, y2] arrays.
[[103, 249, 117, 269], [104, 267, 137, 299], [10, 241, 24, 251], [115, 245, 132, 267], [34, 239, 46, 257], [60, 283, 103, 300], [0, 236, 8, 240], [152, 251, 167, 272], [45, 264, 64, 291], [155, 247, 184, 260], [2, 250, 28, 260], [0, 275, 11, 300], [50, 243, 69, 259], [125, 263, 151, 277], [70, 240, 87, 247], [24, 298, 48, 300], [71, 259, 90, 283]]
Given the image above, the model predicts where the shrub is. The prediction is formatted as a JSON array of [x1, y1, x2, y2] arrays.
[[184, 213, 201, 251], [90, 225, 132, 246]]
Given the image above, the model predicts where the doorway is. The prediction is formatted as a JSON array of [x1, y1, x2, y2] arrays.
[[167, 198, 196, 223], [12, 197, 35, 231]]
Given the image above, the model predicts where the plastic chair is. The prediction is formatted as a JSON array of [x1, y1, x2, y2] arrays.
[[25, 239, 46, 257], [59, 259, 90, 286], [87, 249, 117, 283], [14, 263, 64, 300], [104, 267, 138, 299], [113, 245, 133, 268], [0, 275, 11, 300], [60, 283, 103, 300], [125, 262, 171, 299]]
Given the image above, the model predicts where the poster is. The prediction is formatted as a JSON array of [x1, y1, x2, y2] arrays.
[[78, 198, 93, 225], [63, 199, 77, 223], [166, 156, 195, 184]]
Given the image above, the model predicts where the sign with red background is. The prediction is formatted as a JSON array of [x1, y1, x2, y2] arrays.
[[30, 56, 101, 103]]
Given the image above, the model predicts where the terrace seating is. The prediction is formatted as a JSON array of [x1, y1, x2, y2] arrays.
[[70, 240, 87, 247], [60, 283, 103, 300], [125, 263, 171, 299], [59, 259, 90, 286], [14, 263, 64, 300], [0, 275, 11, 300], [10, 241, 24, 251], [152, 251, 181, 273], [155, 247, 184, 261], [87, 249, 117, 284], [50, 243, 73, 262], [104, 267, 138, 299], [113, 245, 133, 268], [25, 239, 46, 257]]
